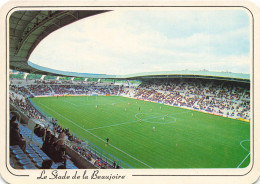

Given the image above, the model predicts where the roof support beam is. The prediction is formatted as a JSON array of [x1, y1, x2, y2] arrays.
[[23, 72, 29, 79], [40, 75, 46, 80]]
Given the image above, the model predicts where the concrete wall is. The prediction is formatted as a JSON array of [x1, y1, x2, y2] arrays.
[[65, 146, 96, 169]]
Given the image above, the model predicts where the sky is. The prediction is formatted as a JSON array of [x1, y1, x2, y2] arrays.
[[29, 8, 251, 75]]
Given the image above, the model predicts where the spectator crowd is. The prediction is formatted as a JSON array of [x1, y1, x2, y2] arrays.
[[133, 79, 250, 120], [10, 78, 250, 120]]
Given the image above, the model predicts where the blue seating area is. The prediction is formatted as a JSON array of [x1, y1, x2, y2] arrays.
[[28, 144, 51, 168], [66, 159, 78, 169], [10, 115, 78, 169], [51, 162, 64, 169], [10, 145, 36, 169], [10, 134, 78, 169], [11, 143, 78, 169], [19, 124, 43, 145]]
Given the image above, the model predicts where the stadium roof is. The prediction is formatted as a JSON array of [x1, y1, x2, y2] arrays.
[[28, 61, 250, 83], [9, 10, 110, 72]]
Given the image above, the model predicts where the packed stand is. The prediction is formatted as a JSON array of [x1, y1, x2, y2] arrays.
[[134, 79, 250, 120], [27, 85, 53, 96]]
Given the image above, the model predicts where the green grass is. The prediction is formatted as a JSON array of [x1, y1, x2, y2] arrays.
[[31, 96, 250, 168]]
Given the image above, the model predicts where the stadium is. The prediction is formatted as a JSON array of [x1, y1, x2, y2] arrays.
[[9, 10, 251, 169]]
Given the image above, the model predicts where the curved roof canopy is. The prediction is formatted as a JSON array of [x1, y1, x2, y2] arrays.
[[9, 10, 110, 72], [27, 61, 250, 83]]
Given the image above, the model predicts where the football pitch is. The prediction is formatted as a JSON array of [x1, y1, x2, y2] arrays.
[[31, 96, 250, 168]]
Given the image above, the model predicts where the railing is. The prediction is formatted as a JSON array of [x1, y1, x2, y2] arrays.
[[71, 133, 133, 169]]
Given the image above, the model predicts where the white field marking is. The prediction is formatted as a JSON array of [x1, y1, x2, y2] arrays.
[[87, 113, 163, 131], [237, 140, 250, 168], [63, 100, 117, 108], [89, 111, 187, 130], [240, 140, 250, 152], [135, 113, 173, 124], [134, 111, 186, 120], [87, 120, 138, 131], [134, 113, 175, 124], [76, 101, 128, 107], [237, 152, 250, 168], [88, 111, 186, 131], [134, 111, 186, 123], [63, 99, 78, 107], [38, 102, 153, 168]]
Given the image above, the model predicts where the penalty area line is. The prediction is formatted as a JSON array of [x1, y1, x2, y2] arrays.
[[237, 152, 250, 168], [237, 139, 250, 168], [240, 140, 250, 152]]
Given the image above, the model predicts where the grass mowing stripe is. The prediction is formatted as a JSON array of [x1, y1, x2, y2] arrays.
[[38, 101, 153, 168]]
